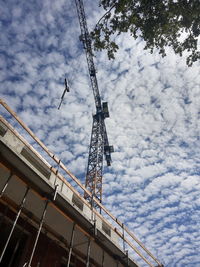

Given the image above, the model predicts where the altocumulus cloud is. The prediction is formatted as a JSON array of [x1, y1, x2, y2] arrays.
[[1, 0, 200, 266]]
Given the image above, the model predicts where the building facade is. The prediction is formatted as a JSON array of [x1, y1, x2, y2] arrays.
[[0, 99, 162, 267]]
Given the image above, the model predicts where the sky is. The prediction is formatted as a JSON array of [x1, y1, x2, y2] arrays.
[[0, 0, 200, 266]]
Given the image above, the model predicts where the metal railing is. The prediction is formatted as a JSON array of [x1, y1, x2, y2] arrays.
[[0, 98, 163, 267]]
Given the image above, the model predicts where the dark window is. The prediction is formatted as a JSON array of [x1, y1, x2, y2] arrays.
[[102, 222, 111, 237], [72, 194, 84, 211], [0, 122, 7, 137]]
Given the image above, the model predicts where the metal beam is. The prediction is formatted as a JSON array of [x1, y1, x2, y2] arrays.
[[8, 215, 30, 267], [0, 186, 29, 263], [122, 223, 126, 252], [86, 238, 91, 267], [27, 199, 49, 267], [0, 172, 12, 198], [67, 222, 76, 267], [27, 185, 58, 267], [126, 250, 130, 267]]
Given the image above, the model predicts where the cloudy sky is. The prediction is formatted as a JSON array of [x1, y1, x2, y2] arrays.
[[0, 0, 200, 266]]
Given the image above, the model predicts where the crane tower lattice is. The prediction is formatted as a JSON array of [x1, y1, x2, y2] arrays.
[[74, 0, 114, 208]]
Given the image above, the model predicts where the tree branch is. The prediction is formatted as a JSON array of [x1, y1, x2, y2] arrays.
[[96, 2, 116, 26]]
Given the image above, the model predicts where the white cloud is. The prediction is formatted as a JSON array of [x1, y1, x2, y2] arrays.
[[0, 1, 200, 266]]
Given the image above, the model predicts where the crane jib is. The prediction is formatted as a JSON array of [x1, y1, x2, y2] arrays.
[[75, 0, 102, 111]]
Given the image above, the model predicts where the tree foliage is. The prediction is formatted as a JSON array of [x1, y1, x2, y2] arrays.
[[91, 0, 200, 66]]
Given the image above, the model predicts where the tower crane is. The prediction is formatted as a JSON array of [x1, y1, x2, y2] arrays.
[[74, 0, 114, 209]]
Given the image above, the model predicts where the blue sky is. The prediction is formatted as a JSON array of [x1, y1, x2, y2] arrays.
[[0, 0, 200, 266]]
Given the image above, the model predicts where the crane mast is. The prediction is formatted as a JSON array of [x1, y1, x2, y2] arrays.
[[74, 0, 113, 208]]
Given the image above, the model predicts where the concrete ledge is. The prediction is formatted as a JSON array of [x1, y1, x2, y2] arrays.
[[0, 120, 121, 254], [21, 146, 51, 179]]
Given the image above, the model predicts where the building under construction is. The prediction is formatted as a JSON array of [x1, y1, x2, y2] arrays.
[[0, 99, 163, 267]]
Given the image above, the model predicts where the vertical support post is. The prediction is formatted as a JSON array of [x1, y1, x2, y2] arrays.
[[27, 200, 49, 267], [54, 160, 61, 187], [0, 172, 12, 198], [86, 238, 91, 267], [8, 215, 30, 267], [126, 250, 129, 267], [0, 186, 29, 263], [53, 184, 58, 201], [67, 222, 76, 267], [27, 186, 58, 267], [93, 219, 97, 236], [122, 223, 126, 252], [90, 203, 97, 237], [91, 193, 94, 221]]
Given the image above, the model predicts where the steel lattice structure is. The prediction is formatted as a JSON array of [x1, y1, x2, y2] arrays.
[[74, 0, 113, 208]]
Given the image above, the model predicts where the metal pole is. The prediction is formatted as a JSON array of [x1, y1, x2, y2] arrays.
[[0, 172, 12, 198], [122, 223, 126, 252], [27, 186, 58, 267], [8, 215, 30, 267], [27, 200, 49, 267], [126, 250, 129, 267], [86, 238, 91, 267], [67, 222, 76, 267], [0, 186, 29, 263], [91, 193, 94, 221], [54, 160, 61, 187], [52, 184, 58, 201]]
